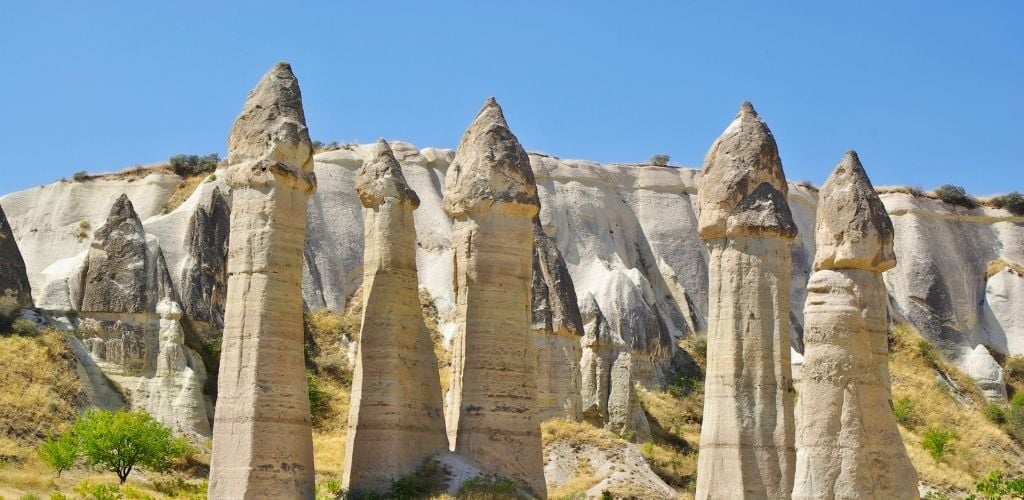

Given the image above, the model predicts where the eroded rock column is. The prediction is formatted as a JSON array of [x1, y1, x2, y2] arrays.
[[443, 98, 546, 496], [0, 203, 33, 314], [342, 140, 449, 492], [209, 62, 317, 500], [695, 102, 797, 499], [792, 151, 918, 499]]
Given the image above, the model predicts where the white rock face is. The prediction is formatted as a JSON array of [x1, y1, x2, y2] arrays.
[[964, 344, 1007, 402]]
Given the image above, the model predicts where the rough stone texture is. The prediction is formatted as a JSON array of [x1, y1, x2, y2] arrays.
[[544, 430, 675, 498], [134, 299, 211, 437], [343, 140, 448, 492], [964, 344, 1007, 402], [0, 203, 33, 314], [443, 99, 547, 496], [209, 62, 317, 500], [793, 152, 918, 499], [180, 187, 229, 330], [696, 103, 797, 500], [78, 194, 173, 312], [531, 219, 584, 421], [578, 292, 651, 441], [696, 102, 789, 240]]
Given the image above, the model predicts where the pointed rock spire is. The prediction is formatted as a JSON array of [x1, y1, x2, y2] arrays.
[[80, 194, 150, 313], [0, 203, 33, 313], [813, 150, 896, 272], [697, 101, 789, 240], [355, 139, 420, 209], [442, 97, 540, 218], [225, 62, 316, 193]]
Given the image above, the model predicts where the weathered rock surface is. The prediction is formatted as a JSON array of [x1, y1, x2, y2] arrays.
[[696, 103, 797, 499], [134, 298, 210, 437], [76, 194, 174, 313], [0, 203, 33, 314], [793, 151, 919, 499], [343, 140, 448, 492], [964, 344, 1007, 402], [543, 428, 675, 498], [443, 98, 547, 496], [209, 62, 317, 500], [180, 187, 229, 332], [532, 219, 584, 421]]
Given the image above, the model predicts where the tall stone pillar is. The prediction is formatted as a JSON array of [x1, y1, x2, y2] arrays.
[[209, 62, 317, 500], [443, 98, 546, 496], [792, 151, 918, 499], [342, 140, 449, 492], [695, 102, 797, 499]]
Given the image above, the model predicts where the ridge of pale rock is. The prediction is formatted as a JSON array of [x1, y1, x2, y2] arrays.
[[0, 203, 33, 313], [531, 219, 584, 421], [343, 139, 448, 492], [355, 139, 420, 209], [209, 62, 317, 499], [696, 101, 789, 240], [813, 150, 896, 272], [442, 98, 546, 496], [696, 104, 796, 499], [793, 154, 918, 498], [442, 97, 540, 218]]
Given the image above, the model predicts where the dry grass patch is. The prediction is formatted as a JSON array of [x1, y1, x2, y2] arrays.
[[161, 173, 212, 214], [0, 330, 82, 445], [888, 323, 1024, 493], [987, 258, 1024, 278], [542, 419, 622, 452]]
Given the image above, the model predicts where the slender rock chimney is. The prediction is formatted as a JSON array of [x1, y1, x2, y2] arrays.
[[792, 151, 918, 499], [208, 62, 317, 500], [342, 140, 449, 492], [442, 98, 547, 496], [695, 102, 797, 499]]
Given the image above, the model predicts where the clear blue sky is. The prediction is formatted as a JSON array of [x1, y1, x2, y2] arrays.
[[1, 1, 1020, 195]]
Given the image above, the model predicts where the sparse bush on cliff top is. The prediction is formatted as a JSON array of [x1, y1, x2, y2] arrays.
[[169, 153, 220, 177], [934, 184, 978, 209], [649, 154, 670, 166], [72, 171, 90, 182], [992, 191, 1024, 216]]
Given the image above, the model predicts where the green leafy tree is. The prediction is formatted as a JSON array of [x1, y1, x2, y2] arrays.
[[73, 410, 190, 483], [39, 433, 79, 475]]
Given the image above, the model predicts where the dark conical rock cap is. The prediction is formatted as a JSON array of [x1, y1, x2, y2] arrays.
[[356, 139, 420, 209], [442, 98, 540, 218], [0, 203, 33, 311], [725, 182, 798, 239], [226, 62, 316, 192], [697, 101, 789, 240], [813, 150, 896, 272], [95, 194, 145, 242]]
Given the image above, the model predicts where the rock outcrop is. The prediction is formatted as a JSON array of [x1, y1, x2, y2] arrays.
[[695, 102, 797, 499], [531, 220, 584, 421], [443, 98, 547, 496], [0, 203, 33, 314], [134, 298, 210, 437], [180, 187, 230, 332], [209, 62, 318, 500], [342, 140, 448, 492], [793, 151, 919, 499], [76, 194, 174, 313]]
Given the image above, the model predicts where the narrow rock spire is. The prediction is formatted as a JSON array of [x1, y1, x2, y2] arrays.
[[0, 203, 34, 314], [695, 103, 797, 499], [209, 62, 317, 499], [443, 98, 547, 496], [793, 152, 918, 499], [343, 140, 448, 492]]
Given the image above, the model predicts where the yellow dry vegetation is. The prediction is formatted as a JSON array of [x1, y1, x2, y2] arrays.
[[888, 323, 1024, 494], [312, 377, 351, 479], [161, 173, 213, 214], [986, 258, 1024, 278]]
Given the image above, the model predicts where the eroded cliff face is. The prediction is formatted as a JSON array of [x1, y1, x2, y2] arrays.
[[2, 143, 1023, 415]]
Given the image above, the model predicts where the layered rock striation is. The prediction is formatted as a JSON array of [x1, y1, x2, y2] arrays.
[[792, 151, 919, 499], [342, 140, 449, 492], [209, 62, 318, 499], [443, 98, 547, 496], [0, 203, 33, 314], [695, 102, 797, 499]]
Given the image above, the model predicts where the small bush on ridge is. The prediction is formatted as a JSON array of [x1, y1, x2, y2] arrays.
[[934, 184, 978, 209]]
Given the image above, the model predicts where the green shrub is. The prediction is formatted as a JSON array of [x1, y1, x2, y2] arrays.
[[49, 492, 69, 500], [39, 433, 78, 475], [649, 154, 670, 166], [72, 171, 90, 182], [984, 403, 1008, 425], [892, 397, 918, 428], [457, 475, 520, 498], [10, 318, 39, 337], [69, 409, 190, 483], [307, 372, 331, 426], [169, 154, 220, 177], [153, 477, 207, 498], [992, 192, 1024, 216], [73, 481, 121, 500], [668, 376, 700, 398], [934, 184, 978, 209], [1006, 356, 1024, 383], [921, 427, 957, 461], [917, 339, 938, 366], [974, 470, 1024, 499], [315, 478, 342, 500]]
